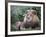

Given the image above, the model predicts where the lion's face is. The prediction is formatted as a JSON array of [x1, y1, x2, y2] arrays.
[[26, 12, 33, 22]]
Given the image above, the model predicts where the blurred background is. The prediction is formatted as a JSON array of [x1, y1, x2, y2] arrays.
[[10, 6, 41, 31]]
